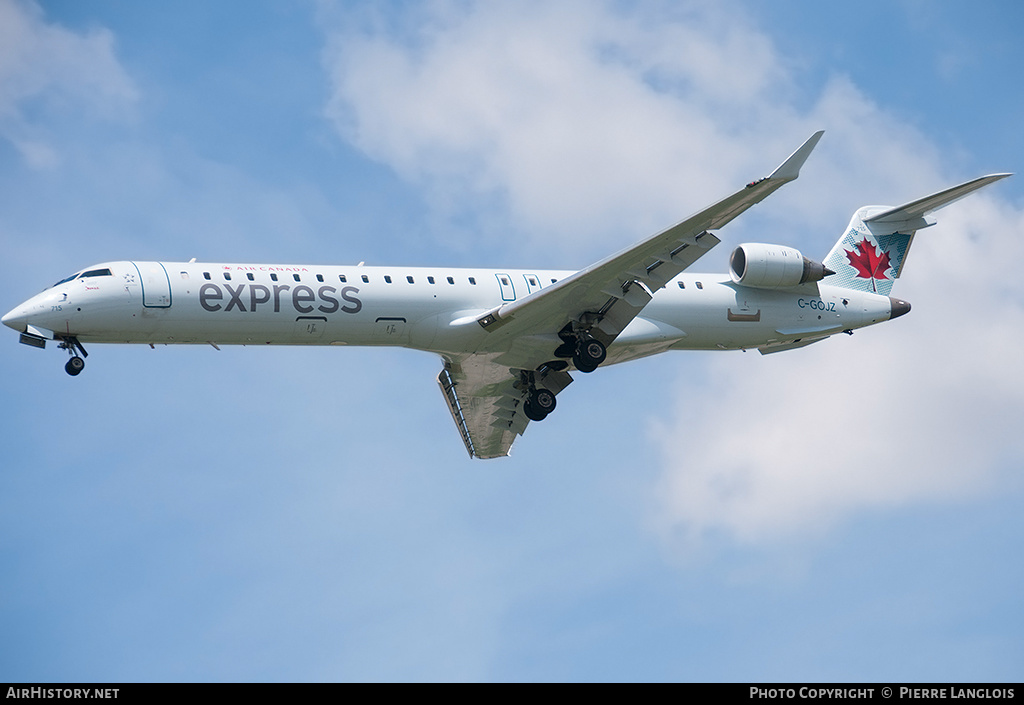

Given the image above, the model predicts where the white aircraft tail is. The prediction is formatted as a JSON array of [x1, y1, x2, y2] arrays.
[[822, 173, 1011, 295]]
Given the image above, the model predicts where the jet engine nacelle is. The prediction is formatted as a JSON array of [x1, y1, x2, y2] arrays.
[[729, 243, 832, 290]]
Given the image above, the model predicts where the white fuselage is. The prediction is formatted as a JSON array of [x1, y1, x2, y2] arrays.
[[3, 260, 896, 365]]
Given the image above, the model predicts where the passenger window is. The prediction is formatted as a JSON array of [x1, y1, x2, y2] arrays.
[[550, 278, 557, 284], [384, 275, 392, 284], [407, 276, 414, 284], [696, 281, 703, 290], [447, 277, 455, 285], [361, 275, 369, 283], [428, 276, 435, 284], [500, 277, 509, 285], [677, 281, 685, 289], [203, 272, 211, 280], [180, 272, 189, 280], [247, 273, 255, 281], [339, 275, 347, 283], [224, 273, 232, 281], [469, 277, 476, 285], [271, 273, 279, 282], [293, 274, 301, 282]]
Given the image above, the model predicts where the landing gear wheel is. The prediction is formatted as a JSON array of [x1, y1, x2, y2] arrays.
[[533, 388, 556, 414], [572, 339, 606, 373], [524, 388, 556, 421], [523, 399, 547, 421], [65, 356, 85, 376]]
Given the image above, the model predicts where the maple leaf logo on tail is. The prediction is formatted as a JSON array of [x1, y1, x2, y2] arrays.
[[844, 237, 892, 293]]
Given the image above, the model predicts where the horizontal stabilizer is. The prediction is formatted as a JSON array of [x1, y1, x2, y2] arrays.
[[865, 173, 1012, 233]]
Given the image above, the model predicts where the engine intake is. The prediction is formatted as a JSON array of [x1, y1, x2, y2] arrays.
[[729, 243, 833, 290]]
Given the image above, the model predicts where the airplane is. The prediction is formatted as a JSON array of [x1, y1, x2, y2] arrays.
[[2, 132, 1010, 458]]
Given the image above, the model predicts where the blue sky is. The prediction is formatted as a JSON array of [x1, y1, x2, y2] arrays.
[[1, 0, 1022, 682]]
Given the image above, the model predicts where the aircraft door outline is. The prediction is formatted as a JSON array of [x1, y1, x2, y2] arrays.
[[132, 262, 172, 308]]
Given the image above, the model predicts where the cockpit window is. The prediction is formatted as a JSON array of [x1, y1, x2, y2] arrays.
[[53, 268, 113, 288]]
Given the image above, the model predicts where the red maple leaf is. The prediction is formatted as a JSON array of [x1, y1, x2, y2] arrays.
[[845, 238, 892, 291]]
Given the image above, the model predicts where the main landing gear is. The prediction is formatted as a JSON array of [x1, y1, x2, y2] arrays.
[[554, 329, 608, 374], [572, 338, 606, 373], [516, 367, 563, 423], [523, 387, 556, 421], [517, 322, 609, 423], [57, 336, 88, 377]]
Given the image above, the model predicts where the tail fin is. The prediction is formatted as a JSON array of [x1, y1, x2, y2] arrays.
[[822, 173, 1011, 295]]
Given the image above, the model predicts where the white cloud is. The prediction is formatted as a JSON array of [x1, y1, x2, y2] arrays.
[[652, 194, 1024, 545], [0, 0, 137, 168], [319, 0, 1024, 545], [321, 0, 808, 258]]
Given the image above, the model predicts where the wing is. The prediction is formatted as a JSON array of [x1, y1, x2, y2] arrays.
[[437, 354, 572, 459], [471, 131, 825, 361], [438, 131, 824, 458]]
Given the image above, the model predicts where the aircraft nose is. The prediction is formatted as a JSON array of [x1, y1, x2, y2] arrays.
[[2, 305, 27, 332], [2, 307, 24, 332]]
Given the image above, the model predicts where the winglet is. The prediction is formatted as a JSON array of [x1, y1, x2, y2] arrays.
[[768, 130, 824, 183]]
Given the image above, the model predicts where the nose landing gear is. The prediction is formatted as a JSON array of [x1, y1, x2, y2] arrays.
[[65, 356, 85, 376], [57, 336, 88, 376]]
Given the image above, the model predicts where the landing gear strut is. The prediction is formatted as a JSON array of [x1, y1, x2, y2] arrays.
[[58, 336, 87, 377]]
